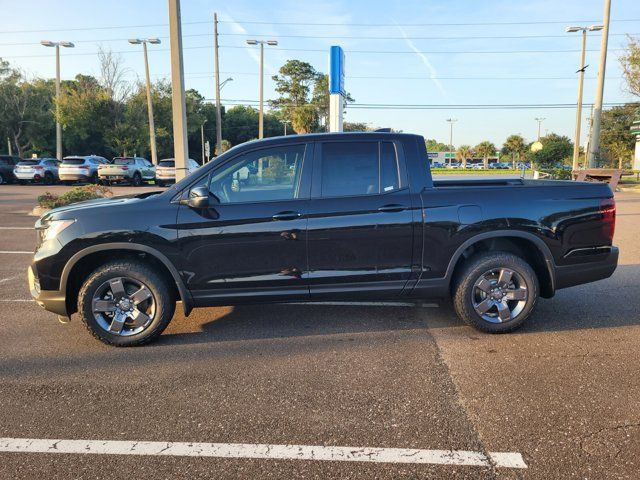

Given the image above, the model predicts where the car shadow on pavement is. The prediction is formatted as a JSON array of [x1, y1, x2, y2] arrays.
[[159, 264, 640, 345]]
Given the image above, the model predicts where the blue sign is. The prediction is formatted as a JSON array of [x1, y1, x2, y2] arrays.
[[329, 46, 345, 95]]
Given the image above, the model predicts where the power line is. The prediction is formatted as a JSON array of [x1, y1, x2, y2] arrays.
[[1, 17, 638, 35], [2, 31, 637, 46], [218, 19, 640, 27], [216, 100, 638, 110]]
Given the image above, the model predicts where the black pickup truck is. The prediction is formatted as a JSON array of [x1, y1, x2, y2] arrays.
[[28, 132, 618, 346]]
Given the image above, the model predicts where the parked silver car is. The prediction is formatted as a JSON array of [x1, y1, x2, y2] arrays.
[[14, 158, 60, 184], [98, 157, 155, 186], [155, 158, 200, 187], [59, 155, 109, 184]]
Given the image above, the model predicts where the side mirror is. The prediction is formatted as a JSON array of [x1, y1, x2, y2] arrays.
[[186, 186, 210, 209]]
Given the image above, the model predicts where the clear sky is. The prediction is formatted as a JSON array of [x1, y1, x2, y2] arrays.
[[1, 0, 639, 148]]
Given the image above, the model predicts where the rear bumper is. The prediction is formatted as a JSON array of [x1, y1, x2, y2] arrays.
[[554, 246, 619, 290], [15, 172, 41, 181], [59, 173, 91, 181], [28, 265, 67, 316]]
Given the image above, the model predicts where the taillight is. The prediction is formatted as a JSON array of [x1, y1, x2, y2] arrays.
[[79, 165, 89, 169], [34, 166, 44, 170], [600, 197, 616, 243], [121, 166, 129, 170]]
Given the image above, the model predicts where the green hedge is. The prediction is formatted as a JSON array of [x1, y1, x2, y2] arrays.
[[37, 185, 112, 209]]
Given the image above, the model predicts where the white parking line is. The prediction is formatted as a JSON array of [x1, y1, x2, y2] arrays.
[[0, 438, 527, 469], [0, 299, 32, 302], [0, 275, 20, 284], [0, 227, 33, 230], [0, 251, 32, 254]]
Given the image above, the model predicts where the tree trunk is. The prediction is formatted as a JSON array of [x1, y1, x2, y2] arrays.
[[484, 156, 488, 169]]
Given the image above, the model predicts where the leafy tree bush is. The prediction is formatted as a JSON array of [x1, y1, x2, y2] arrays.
[[37, 185, 112, 209]]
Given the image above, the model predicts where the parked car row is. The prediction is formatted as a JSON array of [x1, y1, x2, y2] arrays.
[[0, 154, 201, 187]]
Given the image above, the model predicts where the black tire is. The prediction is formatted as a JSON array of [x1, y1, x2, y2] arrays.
[[43, 172, 54, 185], [156, 180, 165, 188], [452, 251, 539, 333], [64, 180, 74, 186], [91, 172, 99, 184], [0, 173, 6, 185], [77, 260, 176, 347], [132, 172, 142, 187]]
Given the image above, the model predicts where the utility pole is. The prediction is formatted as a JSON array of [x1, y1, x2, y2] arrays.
[[168, 0, 189, 181], [7, 137, 12, 156], [40, 40, 74, 160], [534, 117, 546, 140], [566, 25, 603, 171], [587, 0, 612, 167], [446, 118, 457, 165], [246, 39, 278, 138], [213, 13, 223, 155], [129, 38, 161, 165]]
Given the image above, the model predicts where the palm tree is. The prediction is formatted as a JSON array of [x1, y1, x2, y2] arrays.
[[475, 141, 496, 169], [456, 145, 473, 168], [503, 134, 526, 169]]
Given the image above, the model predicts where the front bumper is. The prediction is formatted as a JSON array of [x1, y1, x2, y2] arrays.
[[554, 246, 619, 290], [28, 265, 67, 316]]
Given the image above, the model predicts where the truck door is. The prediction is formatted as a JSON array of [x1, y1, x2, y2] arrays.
[[306, 140, 415, 299]]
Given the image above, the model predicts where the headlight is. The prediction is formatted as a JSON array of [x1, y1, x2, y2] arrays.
[[41, 219, 75, 242]]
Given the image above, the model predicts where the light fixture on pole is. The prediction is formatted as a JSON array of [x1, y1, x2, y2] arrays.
[[41, 40, 74, 160], [129, 37, 161, 165], [566, 25, 603, 171], [446, 118, 457, 165], [246, 39, 278, 138]]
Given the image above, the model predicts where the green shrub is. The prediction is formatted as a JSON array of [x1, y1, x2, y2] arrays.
[[537, 168, 573, 180], [37, 185, 112, 209]]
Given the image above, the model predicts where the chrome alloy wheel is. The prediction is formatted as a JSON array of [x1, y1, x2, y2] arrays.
[[92, 277, 156, 336], [471, 268, 528, 323]]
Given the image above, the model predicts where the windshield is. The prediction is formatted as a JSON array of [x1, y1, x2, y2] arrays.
[[62, 158, 85, 165], [18, 160, 40, 166], [114, 158, 135, 165]]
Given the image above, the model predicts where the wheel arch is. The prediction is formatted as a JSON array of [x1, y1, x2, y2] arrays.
[[61, 243, 193, 317], [446, 230, 556, 298]]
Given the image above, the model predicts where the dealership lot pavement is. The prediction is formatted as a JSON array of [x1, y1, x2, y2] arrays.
[[0, 183, 638, 479]]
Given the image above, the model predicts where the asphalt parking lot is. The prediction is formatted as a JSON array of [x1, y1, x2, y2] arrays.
[[0, 183, 638, 479]]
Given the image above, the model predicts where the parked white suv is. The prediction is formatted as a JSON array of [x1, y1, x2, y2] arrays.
[[155, 158, 200, 187], [14, 158, 60, 184], [98, 157, 155, 186], [59, 155, 109, 184]]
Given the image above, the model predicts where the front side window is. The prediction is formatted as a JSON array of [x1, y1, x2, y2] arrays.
[[208, 144, 306, 204]]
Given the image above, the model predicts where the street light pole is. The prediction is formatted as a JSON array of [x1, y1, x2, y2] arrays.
[[213, 12, 223, 155], [587, 0, 612, 167], [201, 119, 207, 164], [129, 37, 161, 165], [41, 40, 74, 160], [566, 25, 603, 171], [446, 118, 457, 165], [534, 117, 546, 140], [246, 39, 278, 139]]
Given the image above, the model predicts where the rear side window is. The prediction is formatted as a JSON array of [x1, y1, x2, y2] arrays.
[[62, 158, 85, 165], [320, 141, 402, 197], [114, 158, 135, 165], [19, 160, 39, 166], [321, 142, 378, 197]]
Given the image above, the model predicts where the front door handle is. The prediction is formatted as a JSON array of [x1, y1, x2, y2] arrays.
[[377, 204, 407, 213], [272, 211, 303, 221]]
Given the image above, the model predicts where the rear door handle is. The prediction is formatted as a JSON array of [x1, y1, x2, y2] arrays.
[[272, 211, 303, 221], [377, 204, 407, 213]]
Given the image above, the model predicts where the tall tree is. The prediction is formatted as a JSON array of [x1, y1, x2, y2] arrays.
[[475, 141, 496, 169], [620, 36, 640, 97], [456, 145, 473, 167], [600, 103, 638, 168], [502, 134, 527, 169], [526, 133, 573, 168], [425, 139, 450, 152]]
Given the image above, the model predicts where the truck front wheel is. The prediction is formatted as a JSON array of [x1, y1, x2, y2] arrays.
[[77, 260, 175, 346], [453, 252, 539, 333]]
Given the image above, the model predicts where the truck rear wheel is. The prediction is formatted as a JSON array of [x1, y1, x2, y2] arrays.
[[453, 251, 539, 333], [77, 260, 175, 346]]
